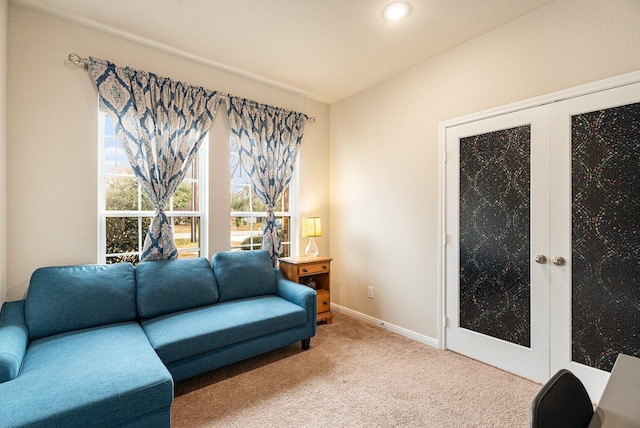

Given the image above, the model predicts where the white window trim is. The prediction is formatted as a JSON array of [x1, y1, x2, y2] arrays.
[[98, 110, 209, 263], [229, 151, 298, 255]]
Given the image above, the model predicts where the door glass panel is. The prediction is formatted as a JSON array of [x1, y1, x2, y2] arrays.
[[571, 101, 640, 371], [459, 125, 531, 347]]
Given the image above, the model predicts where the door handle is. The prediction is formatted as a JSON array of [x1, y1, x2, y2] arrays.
[[552, 256, 566, 266], [535, 254, 547, 264]]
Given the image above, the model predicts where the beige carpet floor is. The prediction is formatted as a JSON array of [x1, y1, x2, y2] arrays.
[[172, 312, 542, 427]]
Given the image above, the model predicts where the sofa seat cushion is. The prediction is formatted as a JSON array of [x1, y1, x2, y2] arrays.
[[141, 295, 307, 364], [0, 322, 173, 427], [136, 257, 219, 319]]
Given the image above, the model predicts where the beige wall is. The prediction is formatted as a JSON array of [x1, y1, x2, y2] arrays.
[[329, 0, 640, 342], [0, 0, 7, 303], [5, 4, 329, 301]]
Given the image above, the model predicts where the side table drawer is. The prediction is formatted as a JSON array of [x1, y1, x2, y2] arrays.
[[299, 263, 330, 276], [316, 289, 330, 313]]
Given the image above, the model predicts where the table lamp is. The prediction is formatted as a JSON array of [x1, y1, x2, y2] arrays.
[[302, 216, 321, 257]]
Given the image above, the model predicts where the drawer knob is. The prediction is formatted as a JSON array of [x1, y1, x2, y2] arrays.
[[323, 301, 329, 305], [303, 268, 308, 273], [322, 265, 328, 270]]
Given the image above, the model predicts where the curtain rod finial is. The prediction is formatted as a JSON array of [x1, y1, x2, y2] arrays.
[[67, 53, 89, 70]]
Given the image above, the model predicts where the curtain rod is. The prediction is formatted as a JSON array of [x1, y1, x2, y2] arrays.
[[67, 53, 316, 123]]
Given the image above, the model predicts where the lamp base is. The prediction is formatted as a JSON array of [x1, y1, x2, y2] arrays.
[[305, 237, 319, 257]]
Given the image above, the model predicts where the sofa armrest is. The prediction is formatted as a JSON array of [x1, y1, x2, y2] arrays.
[[275, 270, 316, 310], [0, 300, 29, 383]]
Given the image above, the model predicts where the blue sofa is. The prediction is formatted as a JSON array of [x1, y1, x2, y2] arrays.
[[0, 251, 317, 427]]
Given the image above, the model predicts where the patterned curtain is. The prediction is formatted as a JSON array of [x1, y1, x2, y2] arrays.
[[88, 57, 225, 261], [227, 97, 308, 265]]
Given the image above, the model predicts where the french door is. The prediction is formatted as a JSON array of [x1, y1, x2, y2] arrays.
[[444, 106, 551, 384], [548, 82, 640, 398], [443, 76, 640, 400]]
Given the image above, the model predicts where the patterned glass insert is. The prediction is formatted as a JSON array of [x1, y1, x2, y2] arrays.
[[459, 125, 531, 347], [572, 101, 640, 372]]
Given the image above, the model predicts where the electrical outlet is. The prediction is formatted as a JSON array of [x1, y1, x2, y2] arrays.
[[368, 286, 374, 299]]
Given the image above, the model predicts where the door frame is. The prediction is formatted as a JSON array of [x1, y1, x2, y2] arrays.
[[438, 70, 640, 390]]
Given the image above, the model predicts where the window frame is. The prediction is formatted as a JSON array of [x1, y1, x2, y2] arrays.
[[98, 109, 208, 264], [229, 142, 297, 256]]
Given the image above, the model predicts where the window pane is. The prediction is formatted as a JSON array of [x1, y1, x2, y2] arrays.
[[141, 216, 152, 234], [173, 217, 199, 256], [280, 243, 290, 258], [251, 196, 266, 212], [274, 197, 283, 212], [277, 188, 290, 212], [104, 115, 115, 135], [230, 216, 244, 247], [183, 155, 197, 181], [104, 139, 133, 175], [105, 217, 152, 265], [178, 251, 200, 260], [231, 184, 250, 212], [106, 254, 139, 265], [106, 217, 140, 254], [140, 187, 155, 211], [105, 177, 139, 210], [253, 216, 265, 234], [230, 216, 262, 250], [278, 217, 289, 243], [240, 232, 262, 250], [173, 181, 196, 211]]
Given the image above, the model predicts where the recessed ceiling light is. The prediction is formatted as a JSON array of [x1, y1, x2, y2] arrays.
[[383, 2, 411, 22]]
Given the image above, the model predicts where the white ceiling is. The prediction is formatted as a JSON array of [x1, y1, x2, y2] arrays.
[[13, 0, 556, 103]]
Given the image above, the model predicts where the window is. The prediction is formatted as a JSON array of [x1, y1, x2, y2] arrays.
[[230, 139, 293, 256], [99, 110, 207, 264]]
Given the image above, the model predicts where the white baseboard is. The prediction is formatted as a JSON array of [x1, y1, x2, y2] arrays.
[[331, 304, 441, 349]]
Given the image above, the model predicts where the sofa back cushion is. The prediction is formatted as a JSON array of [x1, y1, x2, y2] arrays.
[[212, 250, 276, 302], [136, 257, 219, 319], [25, 263, 137, 340]]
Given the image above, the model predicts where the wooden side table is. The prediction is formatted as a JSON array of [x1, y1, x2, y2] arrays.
[[279, 256, 333, 324]]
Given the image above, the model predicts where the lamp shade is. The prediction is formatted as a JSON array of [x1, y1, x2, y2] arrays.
[[302, 217, 322, 238]]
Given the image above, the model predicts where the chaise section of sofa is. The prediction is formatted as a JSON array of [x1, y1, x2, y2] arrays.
[[0, 263, 173, 428]]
